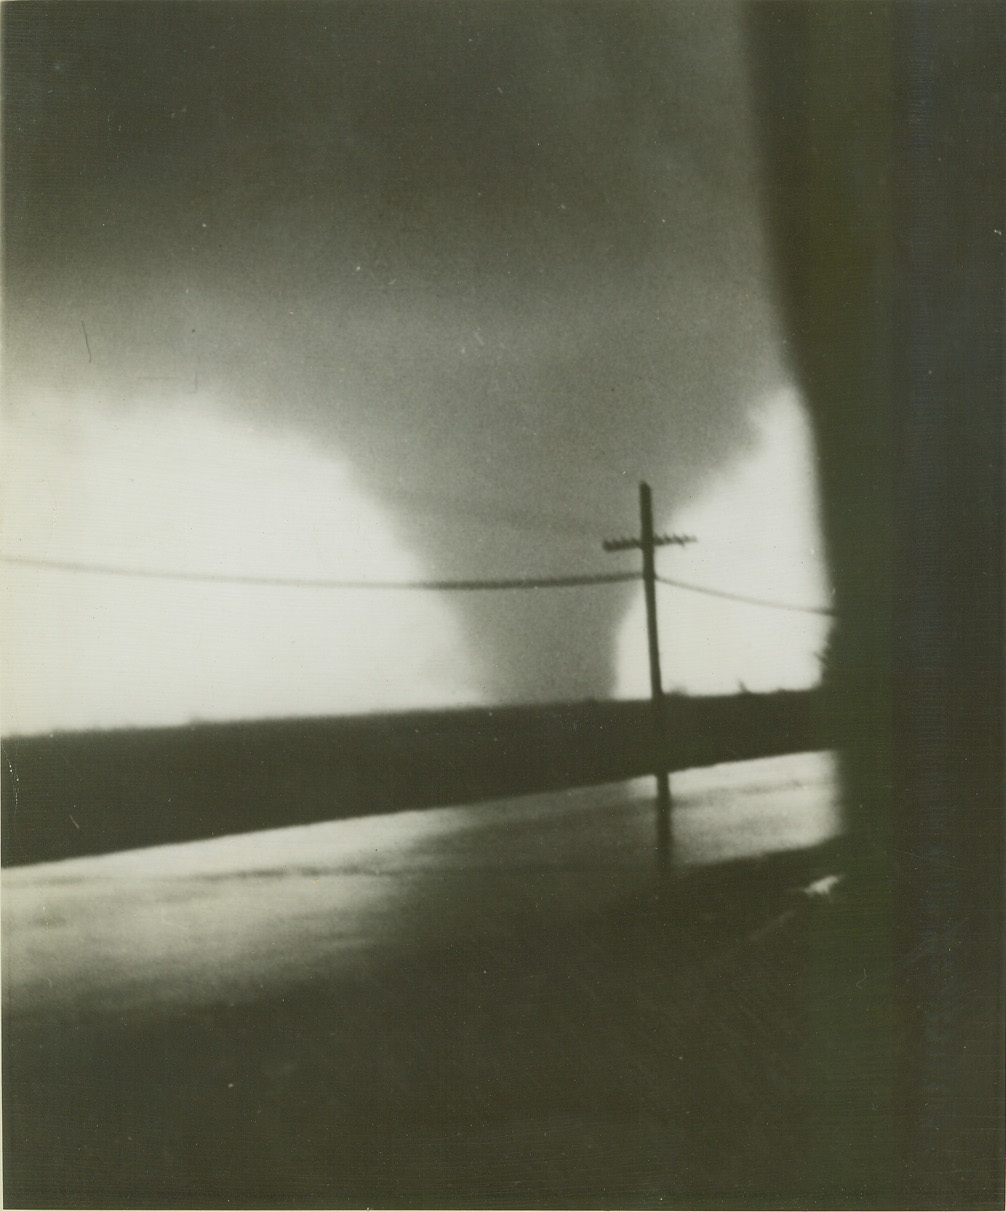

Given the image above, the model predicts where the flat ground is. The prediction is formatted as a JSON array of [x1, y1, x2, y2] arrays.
[[5, 754, 863, 1208]]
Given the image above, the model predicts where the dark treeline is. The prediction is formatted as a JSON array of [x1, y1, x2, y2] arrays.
[[2, 690, 828, 866]]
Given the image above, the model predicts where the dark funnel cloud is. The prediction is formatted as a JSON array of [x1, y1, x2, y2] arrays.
[[4, 0, 786, 703]]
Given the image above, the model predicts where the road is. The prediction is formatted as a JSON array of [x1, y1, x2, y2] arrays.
[[4, 751, 839, 1019]]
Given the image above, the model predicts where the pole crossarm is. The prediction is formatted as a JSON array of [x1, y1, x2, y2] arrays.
[[602, 534, 696, 552]]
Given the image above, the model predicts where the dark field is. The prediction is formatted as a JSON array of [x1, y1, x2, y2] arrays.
[[2, 691, 825, 866], [7, 840, 875, 1210], [5, 695, 999, 1209], [7, 816, 1001, 1210]]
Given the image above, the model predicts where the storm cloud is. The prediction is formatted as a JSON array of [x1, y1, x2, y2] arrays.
[[4, 1, 789, 703]]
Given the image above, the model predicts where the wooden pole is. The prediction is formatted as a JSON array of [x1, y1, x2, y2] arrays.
[[604, 486, 693, 879], [639, 482, 673, 878]]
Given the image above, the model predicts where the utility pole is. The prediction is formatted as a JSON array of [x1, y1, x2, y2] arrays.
[[604, 482, 695, 879]]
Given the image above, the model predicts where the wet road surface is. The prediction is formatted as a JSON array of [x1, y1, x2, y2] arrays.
[[5, 752, 839, 1018]]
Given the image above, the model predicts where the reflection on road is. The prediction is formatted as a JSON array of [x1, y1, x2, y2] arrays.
[[4, 751, 839, 1018]]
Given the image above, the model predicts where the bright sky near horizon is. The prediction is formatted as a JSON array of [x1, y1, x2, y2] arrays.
[[616, 386, 832, 698], [2, 386, 830, 735]]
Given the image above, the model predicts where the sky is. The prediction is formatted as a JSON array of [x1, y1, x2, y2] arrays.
[[2, 1, 832, 733]]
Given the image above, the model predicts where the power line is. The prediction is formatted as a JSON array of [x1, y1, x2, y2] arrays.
[[1, 553, 837, 613], [1, 554, 638, 592], [656, 574, 836, 616]]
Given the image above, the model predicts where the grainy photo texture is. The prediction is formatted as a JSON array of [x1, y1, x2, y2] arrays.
[[2, 2, 1003, 1208]]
